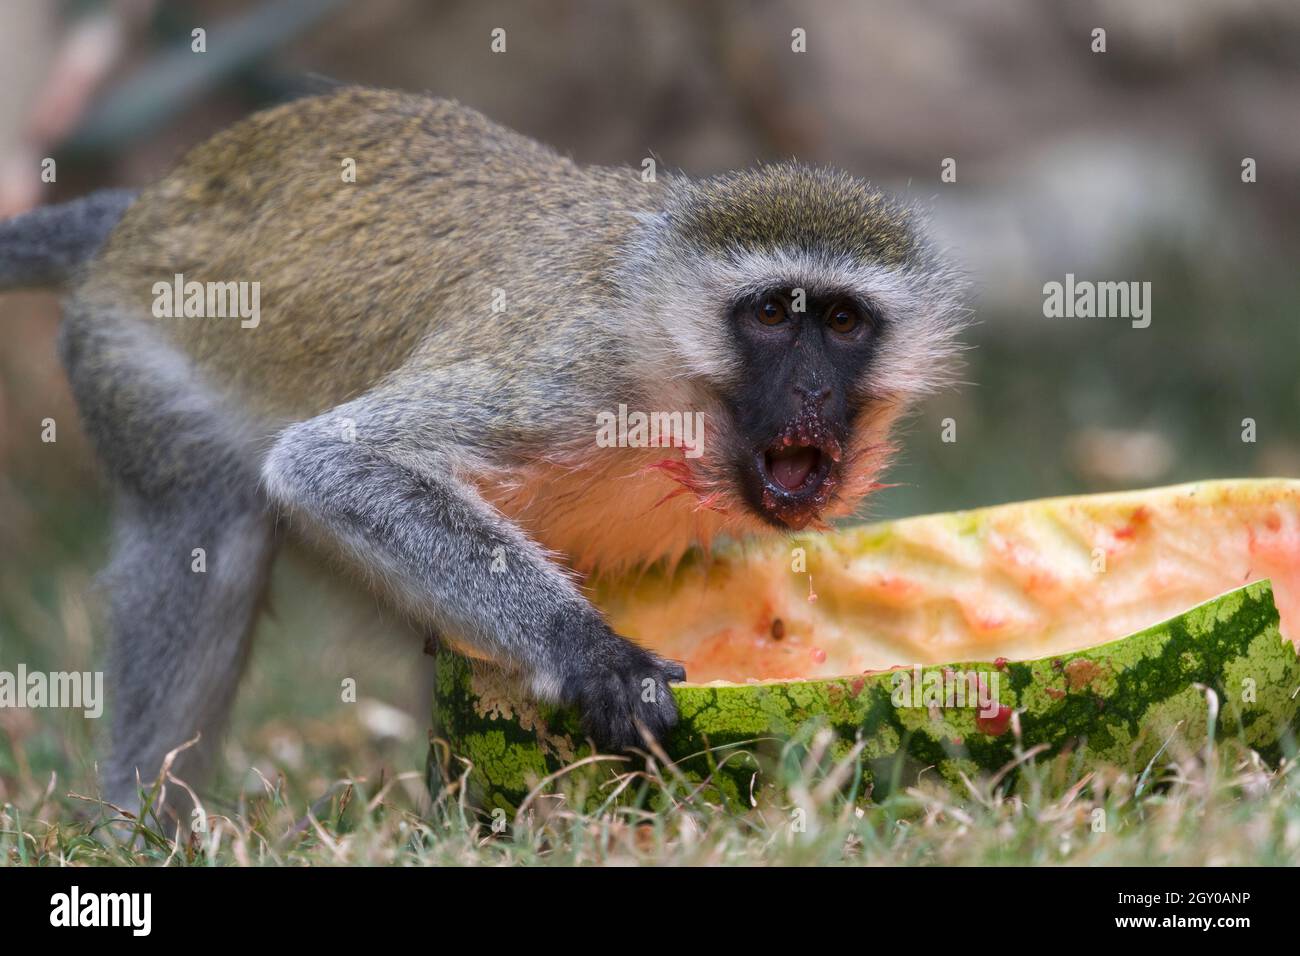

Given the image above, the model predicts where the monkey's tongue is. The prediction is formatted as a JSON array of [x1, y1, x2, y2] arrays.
[[767, 446, 819, 491]]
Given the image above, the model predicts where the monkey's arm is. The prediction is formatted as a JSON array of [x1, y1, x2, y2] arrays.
[[261, 383, 685, 750]]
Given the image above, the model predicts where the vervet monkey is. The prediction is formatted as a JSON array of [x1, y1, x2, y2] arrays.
[[0, 89, 964, 815]]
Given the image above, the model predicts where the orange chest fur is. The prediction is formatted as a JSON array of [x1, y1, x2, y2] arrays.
[[476, 447, 737, 577]]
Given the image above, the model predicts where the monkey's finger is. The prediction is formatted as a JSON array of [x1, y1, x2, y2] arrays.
[[662, 661, 687, 683]]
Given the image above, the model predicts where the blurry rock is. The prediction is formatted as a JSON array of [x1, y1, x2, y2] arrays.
[[1070, 426, 1176, 485], [1257, 443, 1300, 478], [266, 730, 305, 771], [358, 699, 416, 742]]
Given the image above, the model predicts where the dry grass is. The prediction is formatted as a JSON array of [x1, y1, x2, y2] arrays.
[[5, 715, 1300, 866]]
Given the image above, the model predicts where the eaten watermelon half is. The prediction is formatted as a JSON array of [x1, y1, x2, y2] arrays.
[[429, 479, 1300, 813]]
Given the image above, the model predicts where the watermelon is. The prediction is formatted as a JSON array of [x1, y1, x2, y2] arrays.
[[429, 480, 1300, 813]]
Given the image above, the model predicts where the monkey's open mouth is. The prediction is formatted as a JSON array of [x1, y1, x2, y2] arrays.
[[754, 435, 840, 529], [764, 445, 824, 493]]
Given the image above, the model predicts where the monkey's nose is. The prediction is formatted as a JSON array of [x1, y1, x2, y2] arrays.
[[794, 384, 831, 406]]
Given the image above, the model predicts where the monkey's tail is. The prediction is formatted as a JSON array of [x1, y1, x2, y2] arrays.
[[0, 188, 138, 292]]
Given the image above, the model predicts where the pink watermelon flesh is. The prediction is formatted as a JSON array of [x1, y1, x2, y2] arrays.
[[593, 480, 1300, 685]]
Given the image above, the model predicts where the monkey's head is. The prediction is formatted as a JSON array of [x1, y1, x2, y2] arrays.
[[621, 163, 966, 533]]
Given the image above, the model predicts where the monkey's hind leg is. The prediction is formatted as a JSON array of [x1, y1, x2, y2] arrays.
[[59, 305, 275, 827], [99, 492, 273, 826]]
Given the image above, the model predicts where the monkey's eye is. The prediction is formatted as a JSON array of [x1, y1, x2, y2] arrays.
[[754, 295, 788, 326], [826, 301, 864, 335]]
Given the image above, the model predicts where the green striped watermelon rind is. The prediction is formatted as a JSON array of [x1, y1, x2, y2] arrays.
[[428, 579, 1300, 815]]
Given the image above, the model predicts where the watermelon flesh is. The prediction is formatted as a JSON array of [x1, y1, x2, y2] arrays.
[[596, 479, 1300, 684]]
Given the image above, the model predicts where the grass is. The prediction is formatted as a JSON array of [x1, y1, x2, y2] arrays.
[[6, 721, 1300, 865]]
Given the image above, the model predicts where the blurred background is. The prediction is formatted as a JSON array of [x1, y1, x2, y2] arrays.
[[0, 0, 1297, 817]]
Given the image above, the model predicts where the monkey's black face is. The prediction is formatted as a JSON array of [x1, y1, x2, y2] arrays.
[[726, 288, 879, 529]]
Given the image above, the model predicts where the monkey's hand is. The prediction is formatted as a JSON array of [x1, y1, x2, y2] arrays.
[[559, 623, 687, 753]]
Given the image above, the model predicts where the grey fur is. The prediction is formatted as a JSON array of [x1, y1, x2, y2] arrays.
[[58, 305, 275, 818], [0, 189, 137, 290], [99, 494, 273, 816]]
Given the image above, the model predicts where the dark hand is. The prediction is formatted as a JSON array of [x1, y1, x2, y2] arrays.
[[561, 627, 687, 753]]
